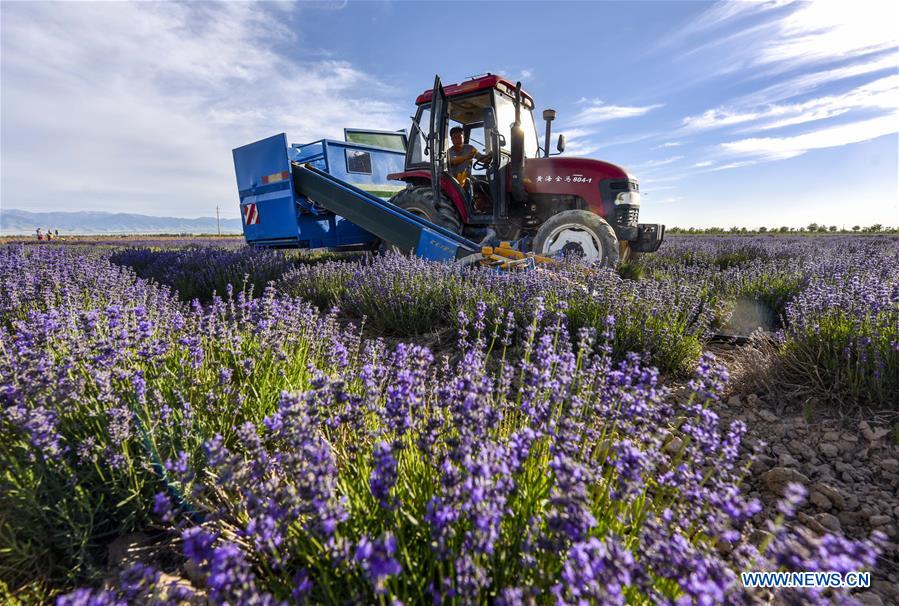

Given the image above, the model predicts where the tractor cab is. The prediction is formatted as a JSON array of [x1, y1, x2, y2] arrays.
[[393, 75, 542, 231]]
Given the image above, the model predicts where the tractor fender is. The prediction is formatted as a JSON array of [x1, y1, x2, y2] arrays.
[[387, 170, 469, 223]]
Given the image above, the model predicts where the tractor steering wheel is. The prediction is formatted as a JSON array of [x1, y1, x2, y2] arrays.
[[473, 154, 492, 170]]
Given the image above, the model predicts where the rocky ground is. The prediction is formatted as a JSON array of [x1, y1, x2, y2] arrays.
[[709, 342, 899, 605]]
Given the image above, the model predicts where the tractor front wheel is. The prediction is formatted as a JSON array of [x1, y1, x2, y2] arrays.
[[532, 210, 620, 267], [389, 187, 462, 233]]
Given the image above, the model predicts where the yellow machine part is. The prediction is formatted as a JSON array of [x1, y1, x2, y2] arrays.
[[479, 242, 555, 271]]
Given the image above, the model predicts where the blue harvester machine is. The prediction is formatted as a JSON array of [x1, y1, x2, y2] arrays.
[[233, 132, 488, 263]]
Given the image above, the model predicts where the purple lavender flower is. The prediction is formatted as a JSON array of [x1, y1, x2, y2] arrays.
[[355, 533, 402, 594], [369, 440, 399, 508]]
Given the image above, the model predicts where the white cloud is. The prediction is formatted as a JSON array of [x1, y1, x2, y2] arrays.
[[656, 141, 681, 148], [0, 3, 406, 217], [681, 75, 899, 132], [735, 52, 897, 106], [720, 112, 899, 160], [693, 160, 714, 168], [682, 108, 762, 131], [755, 75, 899, 130], [757, 1, 898, 69], [709, 160, 759, 171], [568, 100, 663, 127], [658, 0, 791, 49], [633, 156, 684, 170], [556, 128, 601, 157]]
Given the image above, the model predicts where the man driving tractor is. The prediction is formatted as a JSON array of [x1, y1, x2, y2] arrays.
[[447, 126, 489, 188]]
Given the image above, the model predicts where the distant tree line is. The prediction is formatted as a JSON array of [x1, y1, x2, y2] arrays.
[[666, 223, 897, 235]]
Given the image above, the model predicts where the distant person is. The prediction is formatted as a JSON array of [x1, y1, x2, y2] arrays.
[[36, 228, 43, 241], [54, 229, 59, 239], [46, 228, 53, 241]]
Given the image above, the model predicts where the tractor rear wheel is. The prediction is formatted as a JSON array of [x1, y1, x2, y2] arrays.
[[532, 210, 620, 267], [389, 187, 462, 233]]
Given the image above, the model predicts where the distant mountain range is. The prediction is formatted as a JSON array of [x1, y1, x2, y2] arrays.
[[1, 209, 244, 235]]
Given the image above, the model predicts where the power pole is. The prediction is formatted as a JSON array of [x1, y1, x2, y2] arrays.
[[216, 205, 221, 236]]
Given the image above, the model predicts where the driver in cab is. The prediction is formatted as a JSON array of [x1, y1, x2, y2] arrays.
[[448, 126, 489, 188]]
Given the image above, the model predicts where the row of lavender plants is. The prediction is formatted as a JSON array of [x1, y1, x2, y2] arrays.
[[277, 254, 718, 376], [103, 236, 899, 401], [645, 236, 899, 406], [1, 245, 882, 604]]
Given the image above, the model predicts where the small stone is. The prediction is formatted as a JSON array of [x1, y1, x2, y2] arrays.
[[838, 440, 857, 455], [812, 483, 846, 510], [715, 537, 733, 554], [798, 511, 827, 534], [779, 453, 801, 468], [819, 443, 839, 459], [758, 409, 778, 423], [840, 432, 858, 443], [772, 444, 790, 457], [860, 421, 889, 442], [881, 458, 899, 473], [788, 440, 816, 460], [856, 592, 883, 606], [869, 515, 891, 527], [727, 395, 742, 407], [664, 436, 683, 456], [823, 431, 841, 442], [815, 512, 841, 532], [763, 467, 810, 496], [838, 511, 866, 528], [810, 491, 832, 510], [751, 454, 776, 475], [814, 463, 833, 479]]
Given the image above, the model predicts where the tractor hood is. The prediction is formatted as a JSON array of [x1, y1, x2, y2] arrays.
[[521, 156, 631, 193]]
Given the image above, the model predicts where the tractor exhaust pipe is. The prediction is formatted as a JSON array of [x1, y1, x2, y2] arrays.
[[543, 109, 556, 158], [510, 82, 527, 203]]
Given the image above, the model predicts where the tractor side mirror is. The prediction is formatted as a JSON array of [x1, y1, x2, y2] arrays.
[[557, 134, 566, 153], [483, 107, 496, 130]]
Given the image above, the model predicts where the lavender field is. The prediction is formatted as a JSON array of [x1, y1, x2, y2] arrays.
[[1, 236, 897, 605]]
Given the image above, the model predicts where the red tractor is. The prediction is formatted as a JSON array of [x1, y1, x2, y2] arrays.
[[385, 74, 664, 266]]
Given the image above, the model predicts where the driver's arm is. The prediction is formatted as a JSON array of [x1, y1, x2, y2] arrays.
[[449, 152, 469, 166]]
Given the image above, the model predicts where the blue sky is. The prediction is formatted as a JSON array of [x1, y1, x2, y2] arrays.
[[1, 0, 897, 228]]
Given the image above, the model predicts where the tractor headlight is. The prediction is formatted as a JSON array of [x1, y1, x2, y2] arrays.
[[615, 191, 641, 206]]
